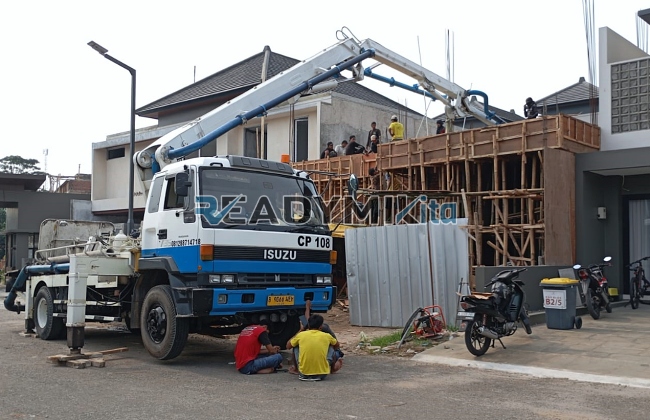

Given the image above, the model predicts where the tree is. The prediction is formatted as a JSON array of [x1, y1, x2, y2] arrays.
[[0, 155, 45, 174]]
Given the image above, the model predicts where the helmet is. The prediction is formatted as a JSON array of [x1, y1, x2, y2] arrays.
[[436, 119, 444, 124], [391, 115, 397, 120]]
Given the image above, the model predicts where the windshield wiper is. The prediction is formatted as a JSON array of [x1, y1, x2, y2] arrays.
[[284, 225, 328, 234]]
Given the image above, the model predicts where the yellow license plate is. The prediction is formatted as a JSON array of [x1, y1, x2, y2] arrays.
[[267, 295, 295, 306]]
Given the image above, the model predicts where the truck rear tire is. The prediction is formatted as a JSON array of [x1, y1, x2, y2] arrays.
[[34, 287, 64, 340], [140, 285, 189, 360]]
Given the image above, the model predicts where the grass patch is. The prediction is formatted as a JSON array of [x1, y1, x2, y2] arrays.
[[369, 330, 402, 347], [446, 324, 459, 332]]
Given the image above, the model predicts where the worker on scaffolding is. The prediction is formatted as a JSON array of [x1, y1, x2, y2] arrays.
[[436, 119, 446, 135], [388, 115, 404, 141], [524, 97, 539, 119]]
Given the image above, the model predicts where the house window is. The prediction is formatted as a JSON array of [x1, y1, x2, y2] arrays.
[[27, 233, 39, 259], [611, 58, 650, 133], [294, 118, 309, 162], [244, 127, 267, 159], [108, 147, 126, 160]]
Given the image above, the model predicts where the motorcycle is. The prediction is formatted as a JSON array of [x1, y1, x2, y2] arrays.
[[457, 267, 532, 356], [573, 256, 612, 320]]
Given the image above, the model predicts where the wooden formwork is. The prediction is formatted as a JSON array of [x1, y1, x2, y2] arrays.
[[292, 114, 600, 268]]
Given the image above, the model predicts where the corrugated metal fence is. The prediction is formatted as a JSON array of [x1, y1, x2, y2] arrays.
[[346, 220, 469, 328]]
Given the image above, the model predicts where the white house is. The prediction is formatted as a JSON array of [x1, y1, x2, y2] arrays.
[[91, 46, 424, 217]]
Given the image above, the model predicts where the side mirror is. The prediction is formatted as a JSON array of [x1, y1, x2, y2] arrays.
[[175, 172, 191, 197], [348, 174, 359, 202], [603, 256, 612, 262], [573, 264, 581, 270]]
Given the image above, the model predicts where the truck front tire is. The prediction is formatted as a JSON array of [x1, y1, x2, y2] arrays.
[[140, 285, 189, 360], [34, 287, 64, 340]]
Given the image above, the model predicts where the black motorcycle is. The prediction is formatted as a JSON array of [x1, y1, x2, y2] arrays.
[[457, 268, 532, 356], [573, 256, 612, 320]]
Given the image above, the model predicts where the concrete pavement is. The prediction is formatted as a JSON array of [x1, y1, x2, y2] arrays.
[[414, 300, 650, 388]]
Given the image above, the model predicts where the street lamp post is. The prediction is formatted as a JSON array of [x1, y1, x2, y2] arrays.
[[88, 41, 136, 235]]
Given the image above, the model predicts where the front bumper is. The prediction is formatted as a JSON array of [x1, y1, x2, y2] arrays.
[[189, 286, 335, 316]]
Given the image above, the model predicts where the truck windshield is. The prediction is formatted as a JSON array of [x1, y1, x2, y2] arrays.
[[198, 168, 328, 233]]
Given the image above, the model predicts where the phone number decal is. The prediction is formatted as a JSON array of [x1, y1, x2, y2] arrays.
[[170, 239, 201, 247]]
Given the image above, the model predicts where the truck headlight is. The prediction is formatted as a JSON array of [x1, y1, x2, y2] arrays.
[[316, 276, 332, 284], [209, 275, 221, 283], [222, 274, 235, 283]]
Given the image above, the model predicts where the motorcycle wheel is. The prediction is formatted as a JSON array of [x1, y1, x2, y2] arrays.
[[464, 320, 492, 357], [631, 278, 640, 310], [586, 289, 601, 320]]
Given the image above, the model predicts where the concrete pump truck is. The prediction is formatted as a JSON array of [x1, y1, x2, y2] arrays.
[[4, 28, 501, 360]]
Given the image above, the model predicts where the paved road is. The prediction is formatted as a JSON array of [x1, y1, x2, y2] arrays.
[[1, 308, 649, 420], [416, 301, 650, 389]]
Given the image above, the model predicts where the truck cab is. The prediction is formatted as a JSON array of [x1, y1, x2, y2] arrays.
[[134, 155, 336, 359]]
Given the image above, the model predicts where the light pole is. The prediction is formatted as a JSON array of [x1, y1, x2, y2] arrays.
[[88, 41, 136, 235]]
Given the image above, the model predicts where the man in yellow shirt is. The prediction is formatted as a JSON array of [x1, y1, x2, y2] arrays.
[[388, 115, 404, 141], [287, 314, 342, 381]]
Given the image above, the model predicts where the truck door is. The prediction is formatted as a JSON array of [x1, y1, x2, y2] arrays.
[[142, 169, 199, 274]]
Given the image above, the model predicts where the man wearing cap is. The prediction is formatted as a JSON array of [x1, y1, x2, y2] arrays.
[[388, 115, 404, 141], [367, 134, 379, 154]]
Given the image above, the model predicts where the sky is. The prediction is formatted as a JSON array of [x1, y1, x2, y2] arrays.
[[2, 0, 649, 178]]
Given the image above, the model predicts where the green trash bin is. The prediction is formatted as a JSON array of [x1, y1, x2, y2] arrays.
[[539, 278, 582, 330]]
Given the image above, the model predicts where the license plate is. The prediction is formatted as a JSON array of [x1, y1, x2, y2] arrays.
[[457, 311, 474, 319], [267, 295, 295, 306]]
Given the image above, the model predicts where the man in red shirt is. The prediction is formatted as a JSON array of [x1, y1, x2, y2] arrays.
[[234, 319, 283, 374]]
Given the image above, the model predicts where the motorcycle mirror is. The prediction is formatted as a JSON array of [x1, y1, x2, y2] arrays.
[[573, 264, 581, 270], [603, 256, 612, 262]]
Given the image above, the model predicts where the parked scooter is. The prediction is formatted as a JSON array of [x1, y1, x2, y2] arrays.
[[573, 256, 613, 320], [457, 268, 532, 356]]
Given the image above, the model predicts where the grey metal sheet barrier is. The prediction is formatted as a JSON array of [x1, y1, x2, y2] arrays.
[[346, 221, 469, 328], [429, 219, 470, 326]]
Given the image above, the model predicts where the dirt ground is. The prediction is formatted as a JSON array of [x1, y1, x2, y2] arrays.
[[314, 303, 455, 357]]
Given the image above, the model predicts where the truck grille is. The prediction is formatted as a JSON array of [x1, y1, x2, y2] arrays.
[[238, 273, 312, 285]]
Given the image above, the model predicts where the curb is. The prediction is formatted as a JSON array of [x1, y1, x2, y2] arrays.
[[412, 353, 650, 389]]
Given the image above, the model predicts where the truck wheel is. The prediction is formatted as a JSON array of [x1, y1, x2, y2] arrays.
[[34, 287, 64, 340], [140, 285, 189, 360], [269, 315, 300, 349]]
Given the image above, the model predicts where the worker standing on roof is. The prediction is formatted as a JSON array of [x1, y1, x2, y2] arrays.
[[366, 122, 381, 148], [524, 97, 539, 119], [388, 115, 404, 141]]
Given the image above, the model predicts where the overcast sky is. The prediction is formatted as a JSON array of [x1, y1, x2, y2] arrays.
[[2, 0, 649, 177]]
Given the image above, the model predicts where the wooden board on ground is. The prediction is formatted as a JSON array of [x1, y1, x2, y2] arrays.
[[47, 347, 128, 368]]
